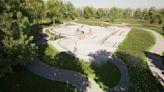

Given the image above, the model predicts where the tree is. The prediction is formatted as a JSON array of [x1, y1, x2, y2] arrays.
[[151, 14, 163, 24], [0, 0, 38, 78], [146, 7, 163, 24], [134, 8, 142, 19], [62, 1, 76, 20], [83, 6, 94, 19], [123, 8, 133, 18], [75, 8, 82, 18], [159, 8, 164, 17], [103, 8, 110, 18], [46, 0, 63, 24], [109, 7, 122, 22], [95, 8, 104, 19], [23, 0, 45, 23], [142, 8, 148, 20], [148, 7, 156, 23]]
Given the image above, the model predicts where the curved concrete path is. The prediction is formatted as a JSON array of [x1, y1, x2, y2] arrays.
[[26, 61, 103, 92], [136, 27, 164, 87], [107, 56, 129, 92]]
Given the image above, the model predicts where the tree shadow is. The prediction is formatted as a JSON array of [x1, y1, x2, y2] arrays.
[[145, 51, 164, 70], [88, 49, 112, 66]]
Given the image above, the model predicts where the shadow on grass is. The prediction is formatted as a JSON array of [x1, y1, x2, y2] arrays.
[[116, 51, 163, 92]]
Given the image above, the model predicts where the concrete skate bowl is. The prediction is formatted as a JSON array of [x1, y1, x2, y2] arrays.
[[54, 25, 130, 66]]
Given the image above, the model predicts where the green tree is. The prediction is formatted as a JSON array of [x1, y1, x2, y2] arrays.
[[103, 9, 110, 18], [62, 1, 76, 20], [95, 8, 104, 19], [159, 8, 164, 17], [83, 6, 94, 19], [123, 8, 133, 18], [109, 7, 122, 22], [148, 7, 156, 23], [151, 14, 163, 24], [75, 8, 82, 18], [0, 0, 38, 78], [142, 8, 148, 20], [23, 0, 45, 23], [46, 0, 63, 24], [134, 8, 142, 19]]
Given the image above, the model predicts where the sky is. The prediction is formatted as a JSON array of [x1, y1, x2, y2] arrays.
[[63, 0, 164, 9]]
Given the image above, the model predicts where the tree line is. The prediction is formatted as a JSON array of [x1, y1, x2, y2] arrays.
[[0, 0, 164, 78], [22, 0, 164, 25], [82, 7, 164, 24]]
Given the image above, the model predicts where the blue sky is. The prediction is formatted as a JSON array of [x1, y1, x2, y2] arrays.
[[63, 0, 164, 9]]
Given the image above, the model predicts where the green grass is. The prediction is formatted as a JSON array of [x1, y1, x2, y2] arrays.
[[0, 67, 78, 92], [131, 24, 164, 37], [44, 44, 59, 58], [116, 28, 162, 92], [39, 44, 121, 90]]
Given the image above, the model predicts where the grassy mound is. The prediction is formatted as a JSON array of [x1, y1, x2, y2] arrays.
[[116, 28, 162, 92], [39, 44, 121, 90], [0, 67, 78, 92]]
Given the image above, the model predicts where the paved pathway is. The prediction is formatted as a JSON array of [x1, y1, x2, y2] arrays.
[[26, 61, 103, 92], [136, 27, 164, 87], [107, 56, 129, 92]]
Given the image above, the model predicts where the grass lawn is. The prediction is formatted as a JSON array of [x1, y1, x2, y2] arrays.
[[0, 67, 78, 92], [38, 44, 121, 90], [116, 28, 162, 92], [131, 24, 164, 37]]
